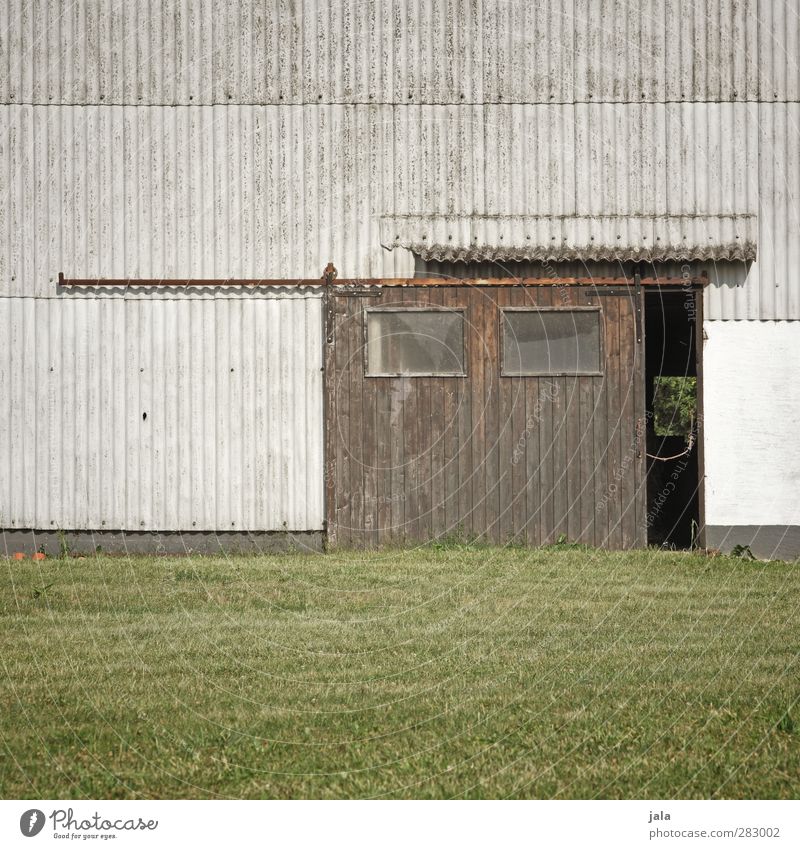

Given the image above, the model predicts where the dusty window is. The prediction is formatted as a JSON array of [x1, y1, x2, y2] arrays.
[[501, 309, 602, 375], [366, 310, 465, 376]]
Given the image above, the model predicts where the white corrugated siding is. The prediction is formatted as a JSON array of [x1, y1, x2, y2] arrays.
[[0, 103, 419, 289], [0, 295, 324, 531], [1, 3, 798, 320], [701, 102, 800, 321], [0, 1, 798, 537], [1, 0, 797, 104], [4, 99, 797, 318], [0, 103, 768, 282]]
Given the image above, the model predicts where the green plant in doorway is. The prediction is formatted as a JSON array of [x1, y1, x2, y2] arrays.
[[653, 375, 697, 442]]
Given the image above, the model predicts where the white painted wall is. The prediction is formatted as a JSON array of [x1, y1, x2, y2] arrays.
[[703, 320, 800, 526]]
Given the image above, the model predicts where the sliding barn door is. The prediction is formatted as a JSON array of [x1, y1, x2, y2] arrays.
[[325, 284, 645, 549]]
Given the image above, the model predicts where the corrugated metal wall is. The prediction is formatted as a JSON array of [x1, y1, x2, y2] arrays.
[[1, 0, 798, 533], [3, 97, 796, 318], [0, 102, 772, 294], [0, 294, 324, 531]]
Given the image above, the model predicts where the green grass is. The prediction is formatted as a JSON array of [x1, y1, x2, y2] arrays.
[[1, 546, 798, 799]]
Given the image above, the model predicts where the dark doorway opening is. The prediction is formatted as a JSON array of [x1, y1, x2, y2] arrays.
[[644, 288, 701, 549]]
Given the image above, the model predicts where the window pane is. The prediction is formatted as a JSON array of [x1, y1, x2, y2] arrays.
[[502, 310, 601, 375], [367, 311, 465, 375]]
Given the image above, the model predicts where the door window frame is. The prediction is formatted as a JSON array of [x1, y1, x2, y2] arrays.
[[363, 306, 468, 377]]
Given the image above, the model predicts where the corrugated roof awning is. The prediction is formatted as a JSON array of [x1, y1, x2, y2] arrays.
[[380, 214, 757, 263]]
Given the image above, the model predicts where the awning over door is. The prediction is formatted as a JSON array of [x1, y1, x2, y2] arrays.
[[380, 214, 757, 263]]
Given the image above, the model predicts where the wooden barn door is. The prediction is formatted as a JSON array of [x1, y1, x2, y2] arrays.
[[324, 283, 646, 550]]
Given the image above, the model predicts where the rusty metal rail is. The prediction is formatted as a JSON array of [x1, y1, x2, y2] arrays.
[[58, 270, 708, 288]]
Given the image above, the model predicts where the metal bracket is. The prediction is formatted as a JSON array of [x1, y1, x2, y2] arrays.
[[322, 262, 338, 286], [589, 280, 635, 298], [331, 288, 382, 298]]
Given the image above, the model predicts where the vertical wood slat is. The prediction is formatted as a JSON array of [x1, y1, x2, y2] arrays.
[[428, 286, 446, 539], [361, 295, 378, 548], [348, 293, 365, 549], [619, 291, 637, 549], [551, 286, 569, 543], [401, 286, 420, 542], [375, 377, 391, 544], [578, 288, 597, 546], [538, 287, 557, 544], [634, 285, 648, 547], [496, 285, 514, 543], [565, 372, 581, 543], [334, 294, 352, 547], [591, 290, 609, 549], [455, 287, 472, 539], [414, 286, 432, 542], [693, 289, 706, 549], [470, 286, 487, 540], [388, 295, 406, 542], [483, 284, 500, 541], [522, 288, 539, 542], [443, 286, 462, 538], [524, 321, 542, 547], [605, 294, 623, 549], [509, 289, 528, 543], [563, 286, 582, 545], [324, 287, 337, 546]]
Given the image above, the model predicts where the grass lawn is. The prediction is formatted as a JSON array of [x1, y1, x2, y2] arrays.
[[1, 545, 798, 799]]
